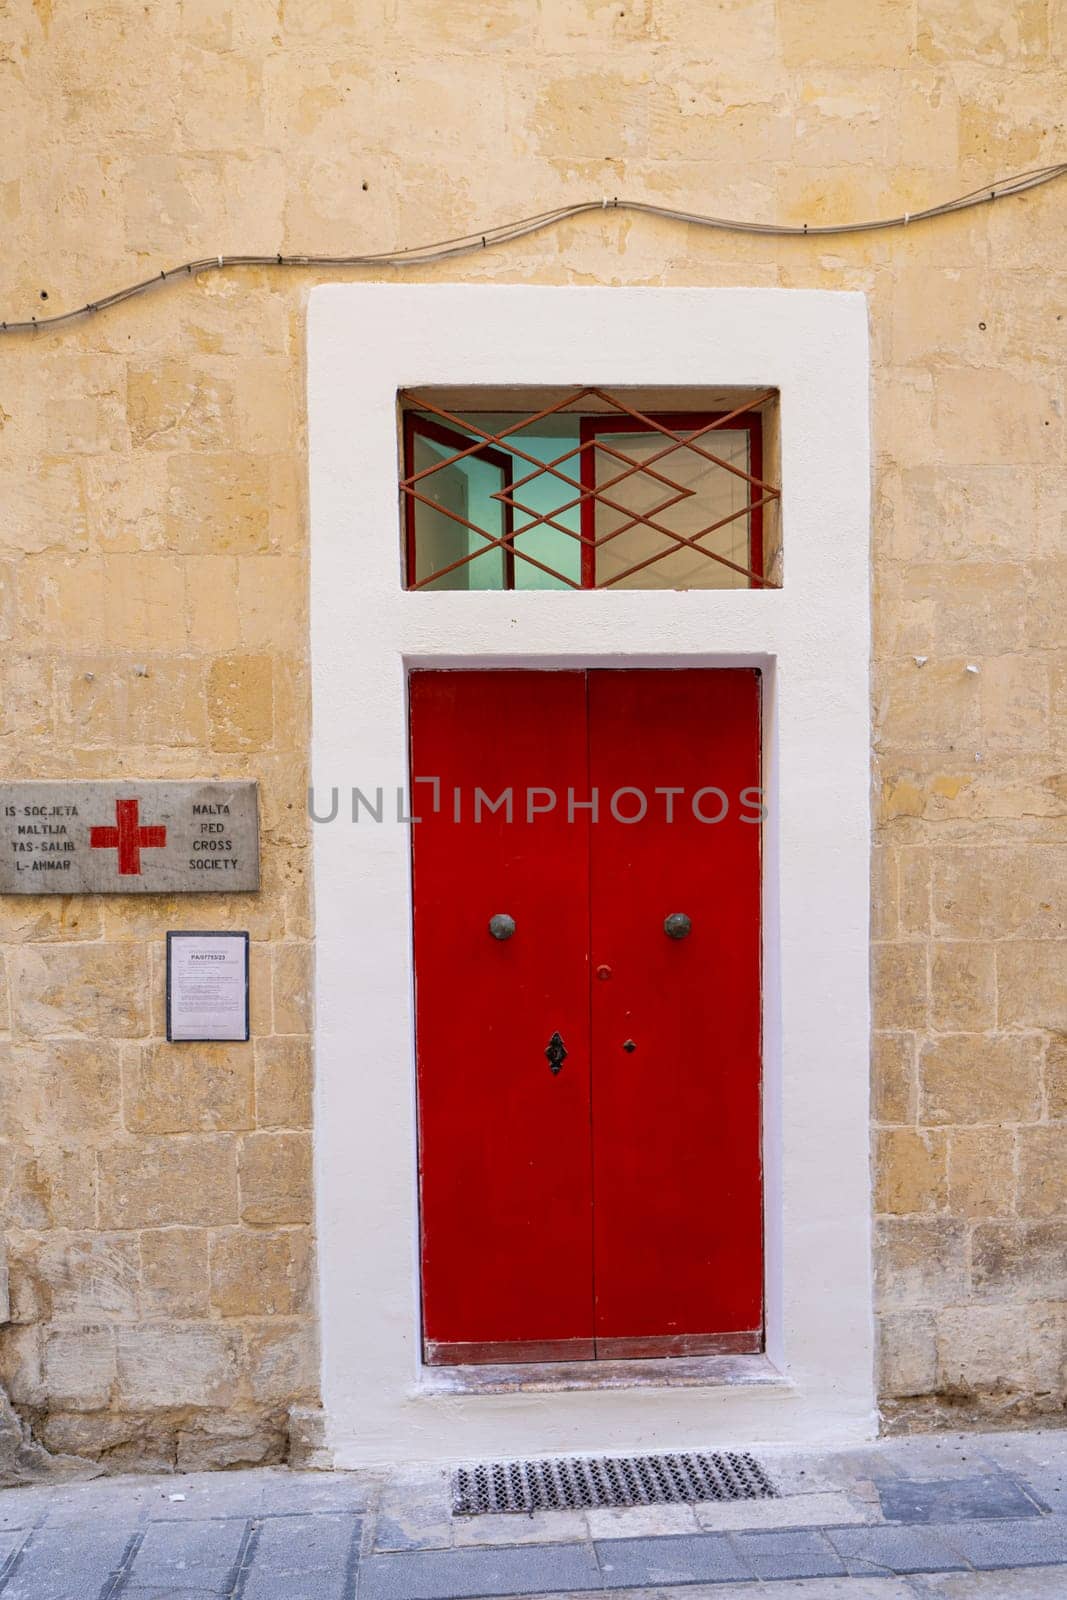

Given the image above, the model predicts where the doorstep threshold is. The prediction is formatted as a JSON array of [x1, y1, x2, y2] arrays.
[[417, 1351, 787, 1397]]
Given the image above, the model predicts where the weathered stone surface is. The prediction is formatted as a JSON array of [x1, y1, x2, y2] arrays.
[[12, 948, 148, 1038], [115, 1324, 241, 1409], [139, 1228, 211, 1318], [0, 1386, 99, 1488], [872, 1032, 917, 1125], [1017, 1127, 1067, 1218], [971, 1221, 1067, 1300], [238, 1132, 312, 1225], [97, 1137, 239, 1228], [123, 1042, 255, 1133], [946, 1129, 1015, 1218], [209, 1228, 311, 1317], [918, 1034, 1043, 1125], [874, 1218, 968, 1310], [253, 1036, 312, 1128], [875, 1129, 947, 1215]]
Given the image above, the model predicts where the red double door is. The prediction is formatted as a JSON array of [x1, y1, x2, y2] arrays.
[[410, 669, 762, 1364]]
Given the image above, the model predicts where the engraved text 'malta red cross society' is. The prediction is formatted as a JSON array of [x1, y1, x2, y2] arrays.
[[89, 798, 167, 875]]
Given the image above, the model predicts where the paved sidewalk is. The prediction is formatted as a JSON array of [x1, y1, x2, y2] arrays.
[[0, 1429, 1064, 1597]]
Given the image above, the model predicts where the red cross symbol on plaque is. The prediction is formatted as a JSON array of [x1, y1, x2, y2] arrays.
[[90, 798, 167, 876]]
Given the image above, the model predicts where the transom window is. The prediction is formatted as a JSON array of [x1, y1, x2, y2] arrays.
[[399, 387, 781, 591]]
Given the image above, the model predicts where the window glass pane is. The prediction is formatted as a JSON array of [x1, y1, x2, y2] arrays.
[[593, 429, 751, 590], [411, 431, 507, 590], [505, 429, 581, 590]]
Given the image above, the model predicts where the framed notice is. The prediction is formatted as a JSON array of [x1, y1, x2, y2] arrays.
[[166, 931, 250, 1042]]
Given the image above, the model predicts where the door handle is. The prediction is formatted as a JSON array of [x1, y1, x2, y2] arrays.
[[488, 913, 516, 940], [544, 1031, 567, 1075], [664, 912, 692, 939]]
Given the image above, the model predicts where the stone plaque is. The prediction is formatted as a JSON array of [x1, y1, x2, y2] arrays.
[[0, 782, 259, 894]]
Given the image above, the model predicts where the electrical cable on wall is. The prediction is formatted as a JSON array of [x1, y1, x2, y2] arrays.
[[2, 162, 1064, 335]]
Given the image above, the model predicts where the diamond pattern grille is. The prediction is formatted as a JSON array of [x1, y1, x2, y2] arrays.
[[401, 388, 780, 591], [452, 1449, 778, 1515]]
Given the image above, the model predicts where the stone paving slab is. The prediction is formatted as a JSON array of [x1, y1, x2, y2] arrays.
[[937, 1516, 1067, 1569], [828, 1523, 969, 1575], [877, 1473, 1045, 1524], [358, 1541, 604, 1599], [595, 1532, 751, 1588], [126, 1517, 249, 1591]]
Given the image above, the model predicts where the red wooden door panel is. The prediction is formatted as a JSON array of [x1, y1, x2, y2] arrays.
[[410, 670, 594, 1363], [588, 669, 762, 1355]]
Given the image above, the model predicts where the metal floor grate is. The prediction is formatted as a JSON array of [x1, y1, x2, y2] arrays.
[[452, 1450, 777, 1515]]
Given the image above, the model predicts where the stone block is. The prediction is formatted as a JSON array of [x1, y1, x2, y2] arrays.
[[101, 555, 187, 651], [881, 563, 1027, 657], [874, 1217, 968, 1309], [42, 1327, 116, 1410], [872, 1032, 917, 1125], [245, 1319, 319, 1403], [117, 656, 211, 749], [206, 653, 273, 750], [872, 943, 928, 1030], [209, 1227, 311, 1317], [123, 1041, 254, 1133], [0, 655, 52, 739], [185, 555, 243, 650], [115, 1322, 240, 1408], [930, 942, 995, 1031], [972, 1221, 1067, 1300], [97, 1136, 239, 1228], [877, 1309, 938, 1396], [919, 1033, 1043, 1124], [918, 0, 1049, 64], [997, 943, 1067, 1030], [127, 360, 232, 452], [3, 1145, 97, 1231], [932, 368, 1062, 467], [932, 846, 1066, 940], [871, 847, 899, 939], [166, 451, 272, 554], [947, 1128, 1015, 1217], [25, 1230, 141, 1322], [875, 659, 979, 754], [980, 656, 1050, 756], [1047, 1034, 1067, 1119], [779, 0, 914, 64], [875, 1129, 947, 1215], [139, 1228, 210, 1317], [0, 1040, 121, 1140], [254, 1035, 312, 1128], [935, 1301, 1065, 1393], [1017, 1127, 1067, 1217], [237, 555, 307, 651], [272, 942, 311, 1034], [12, 944, 149, 1040], [176, 1408, 287, 1470], [239, 1131, 312, 1225]]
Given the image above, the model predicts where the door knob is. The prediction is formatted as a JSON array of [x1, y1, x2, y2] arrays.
[[488, 913, 516, 941], [664, 912, 692, 940]]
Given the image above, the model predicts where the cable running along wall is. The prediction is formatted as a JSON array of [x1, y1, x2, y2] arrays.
[[1, 163, 1064, 335]]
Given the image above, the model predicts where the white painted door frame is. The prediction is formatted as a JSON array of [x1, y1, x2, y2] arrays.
[[307, 284, 874, 1466]]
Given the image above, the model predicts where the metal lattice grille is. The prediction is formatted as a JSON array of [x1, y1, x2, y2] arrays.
[[401, 388, 781, 593], [452, 1450, 777, 1515]]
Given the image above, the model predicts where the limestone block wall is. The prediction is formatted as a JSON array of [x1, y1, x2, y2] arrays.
[[0, 0, 1063, 1464]]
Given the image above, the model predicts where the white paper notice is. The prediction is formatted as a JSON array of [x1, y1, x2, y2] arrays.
[[167, 932, 249, 1042]]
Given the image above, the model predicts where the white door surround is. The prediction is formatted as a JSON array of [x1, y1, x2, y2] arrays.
[[307, 284, 874, 1466]]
